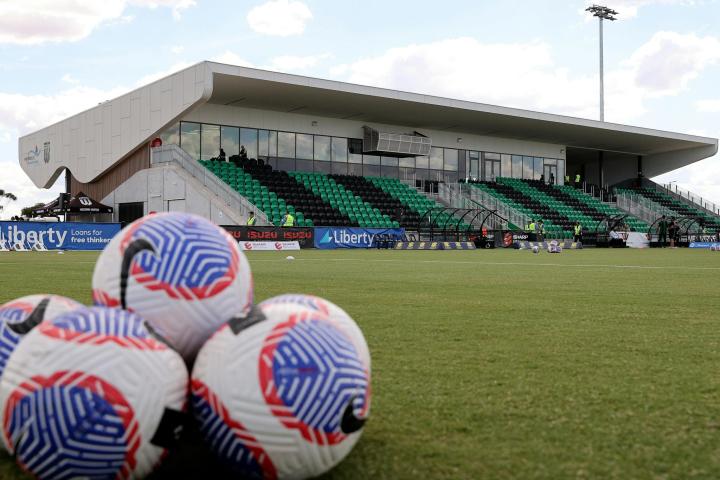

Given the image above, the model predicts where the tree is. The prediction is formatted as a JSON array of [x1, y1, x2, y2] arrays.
[[21, 202, 45, 217], [0, 189, 18, 212]]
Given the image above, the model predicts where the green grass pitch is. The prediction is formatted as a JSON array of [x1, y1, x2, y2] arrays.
[[0, 248, 719, 479]]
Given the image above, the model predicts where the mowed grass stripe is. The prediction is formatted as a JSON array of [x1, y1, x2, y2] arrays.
[[0, 249, 718, 479]]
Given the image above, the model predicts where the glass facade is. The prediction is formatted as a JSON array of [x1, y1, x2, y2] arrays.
[[176, 120, 565, 182]]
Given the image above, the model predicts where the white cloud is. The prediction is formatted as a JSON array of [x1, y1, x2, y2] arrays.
[[171, 45, 185, 54], [0, 0, 196, 45], [246, 0, 312, 36], [0, 161, 63, 219], [696, 99, 720, 112], [582, 0, 699, 19], [328, 33, 720, 124], [61, 73, 79, 85], [625, 31, 720, 96]]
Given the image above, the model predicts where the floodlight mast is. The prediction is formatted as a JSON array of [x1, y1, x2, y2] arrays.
[[586, 5, 618, 122]]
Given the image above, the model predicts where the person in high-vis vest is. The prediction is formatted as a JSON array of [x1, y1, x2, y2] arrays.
[[246, 211, 257, 226], [564, 175, 570, 185], [528, 219, 536, 241], [574, 173, 581, 186], [281, 211, 295, 227], [574, 221, 582, 243]]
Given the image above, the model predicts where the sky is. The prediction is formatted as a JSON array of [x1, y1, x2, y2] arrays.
[[1, 0, 719, 218]]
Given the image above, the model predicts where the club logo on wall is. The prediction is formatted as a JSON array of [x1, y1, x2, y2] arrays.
[[23, 142, 51, 165]]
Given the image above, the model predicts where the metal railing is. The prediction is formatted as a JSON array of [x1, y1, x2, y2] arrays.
[[615, 191, 673, 225], [437, 183, 507, 230], [659, 182, 720, 216], [454, 183, 531, 231], [150, 145, 269, 225]]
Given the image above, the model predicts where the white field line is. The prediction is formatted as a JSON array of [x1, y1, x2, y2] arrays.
[[247, 257, 720, 271]]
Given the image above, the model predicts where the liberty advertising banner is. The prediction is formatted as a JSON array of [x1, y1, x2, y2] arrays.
[[0, 222, 121, 250], [314, 227, 405, 249]]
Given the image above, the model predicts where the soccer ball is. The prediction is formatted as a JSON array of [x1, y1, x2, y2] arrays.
[[0, 307, 188, 479], [258, 294, 371, 369], [92, 212, 253, 361], [0, 294, 82, 380], [191, 300, 371, 479], [532, 245, 540, 254]]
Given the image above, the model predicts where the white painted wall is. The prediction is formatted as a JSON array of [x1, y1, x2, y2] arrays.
[[102, 165, 245, 226], [19, 63, 212, 188]]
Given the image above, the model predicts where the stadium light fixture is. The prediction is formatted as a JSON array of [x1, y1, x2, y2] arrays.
[[586, 4, 618, 122]]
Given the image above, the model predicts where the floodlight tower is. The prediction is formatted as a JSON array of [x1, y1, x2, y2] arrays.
[[586, 4, 618, 122]]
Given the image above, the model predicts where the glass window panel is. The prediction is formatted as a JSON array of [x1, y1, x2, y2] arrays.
[[534, 157, 543, 180], [278, 132, 295, 158], [444, 149, 458, 171], [381, 156, 399, 166], [485, 152, 501, 160], [314, 161, 332, 173], [258, 130, 269, 157], [523, 156, 534, 179], [295, 159, 313, 172], [269, 131, 278, 157], [501, 154, 511, 178], [240, 128, 257, 159], [511, 155, 523, 178], [200, 124, 220, 160], [314, 136, 331, 161], [160, 123, 179, 146], [544, 158, 557, 166], [180, 122, 200, 160], [277, 157, 296, 171], [381, 166, 399, 178], [332, 162, 348, 175], [416, 155, 429, 169], [296, 134, 313, 160], [331, 138, 347, 162], [347, 163, 363, 175], [363, 164, 381, 176], [220, 126, 239, 157], [429, 147, 443, 169], [399, 156, 415, 168], [363, 155, 380, 165]]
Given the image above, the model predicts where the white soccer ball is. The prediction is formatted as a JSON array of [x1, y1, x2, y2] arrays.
[[259, 294, 371, 369], [0, 294, 82, 381], [532, 245, 540, 254], [92, 212, 253, 361], [191, 300, 371, 479], [0, 307, 188, 479], [286, 255, 295, 260]]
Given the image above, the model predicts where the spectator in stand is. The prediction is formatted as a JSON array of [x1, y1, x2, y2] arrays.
[[549, 172, 555, 184], [540, 174, 545, 184], [219, 148, 226, 162], [574, 173, 581, 187], [239, 145, 247, 159], [657, 215, 668, 247], [564, 174, 570, 185]]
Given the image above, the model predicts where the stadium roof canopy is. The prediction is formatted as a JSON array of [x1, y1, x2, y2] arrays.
[[19, 61, 718, 188]]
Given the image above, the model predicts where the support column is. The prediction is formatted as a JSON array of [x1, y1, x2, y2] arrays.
[[637, 155, 643, 178], [598, 151, 604, 187]]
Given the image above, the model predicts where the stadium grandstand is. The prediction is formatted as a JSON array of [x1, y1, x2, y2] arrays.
[[17, 61, 719, 241]]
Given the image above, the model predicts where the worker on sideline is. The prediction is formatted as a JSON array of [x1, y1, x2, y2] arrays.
[[574, 221, 582, 243], [575, 173, 581, 187], [246, 211, 257, 226], [528, 218, 536, 241], [281, 210, 295, 227]]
